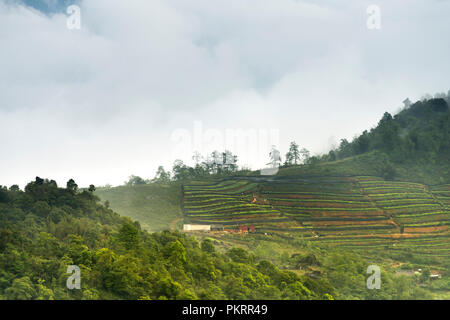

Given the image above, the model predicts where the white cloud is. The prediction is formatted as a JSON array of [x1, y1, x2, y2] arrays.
[[0, 0, 449, 187]]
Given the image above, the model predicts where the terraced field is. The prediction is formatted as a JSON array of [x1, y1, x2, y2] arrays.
[[182, 179, 297, 228], [182, 176, 450, 261]]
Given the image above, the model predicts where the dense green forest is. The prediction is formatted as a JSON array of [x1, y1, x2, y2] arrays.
[[324, 98, 450, 163], [1, 177, 444, 299], [0, 178, 338, 300]]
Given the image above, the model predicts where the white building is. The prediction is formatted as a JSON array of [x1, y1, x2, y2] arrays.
[[183, 224, 211, 231]]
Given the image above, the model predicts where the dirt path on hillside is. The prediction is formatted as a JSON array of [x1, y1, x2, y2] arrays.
[[423, 185, 447, 210], [354, 178, 401, 230], [170, 217, 183, 231]]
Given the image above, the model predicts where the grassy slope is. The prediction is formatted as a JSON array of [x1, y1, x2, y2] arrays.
[[95, 183, 183, 232], [276, 151, 450, 185]]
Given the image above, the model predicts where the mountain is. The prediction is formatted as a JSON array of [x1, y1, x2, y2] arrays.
[[94, 97, 450, 299], [0, 177, 343, 300], [279, 97, 449, 185], [2, 97, 448, 300]]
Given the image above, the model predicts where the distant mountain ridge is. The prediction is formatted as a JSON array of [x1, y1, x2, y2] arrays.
[[278, 97, 450, 184]]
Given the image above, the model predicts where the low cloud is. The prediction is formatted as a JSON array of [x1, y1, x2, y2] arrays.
[[1, 0, 449, 187]]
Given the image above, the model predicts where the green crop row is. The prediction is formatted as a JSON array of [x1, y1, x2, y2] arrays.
[[185, 181, 248, 191], [362, 187, 425, 193], [186, 205, 275, 215], [382, 203, 441, 210], [394, 210, 447, 218], [187, 210, 280, 218], [261, 191, 366, 197], [311, 233, 449, 244], [184, 180, 242, 189], [299, 216, 389, 222], [357, 180, 424, 187], [368, 192, 432, 200], [184, 197, 241, 204], [265, 198, 371, 205], [264, 205, 379, 212], [184, 200, 249, 209], [374, 199, 437, 207], [405, 221, 450, 227], [395, 214, 448, 224], [311, 224, 396, 231], [188, 217, 289, 225]]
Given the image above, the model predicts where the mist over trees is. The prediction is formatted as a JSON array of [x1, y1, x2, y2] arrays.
[[120, 94, 449, 185], [127, 150, 243, 184], [287, 96, 450, 180]]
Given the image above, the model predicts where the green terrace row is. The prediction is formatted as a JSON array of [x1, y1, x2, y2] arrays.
[[183, 197, 249, 204], [186, 207, 280, 216], [357, 180, 425, 188], [395, 214, 449, 224], [333, 244, 450, 253], [404, 220, 450, 227], [184, 200, 250, 209], [361, 186, 427, 193], [262, 193, 369, 203], [261, 186, 361, 194], [436, 197, 450, 205], [186, 193, 254, 199], [372, 198, 438, 206], [184, 194, 240, 199], [394, 210, 448, 217], [267, 224, 397, 233], [291, 216, 389, 222], [185, 205, 278, 215], [352, 176, 384, 181], [381, 204, 442, 214], [268, 204, 380, 212], [259, 191, 367, 199], [187, 217, 290, 225], [183, 184, 242, 191], [186, 212, 281, 220], [367, 193, 433, 200], [183, 183, 257, 195], [184, 180, 248, 189], [184, 179, 244, 187], [313, 235, 450, 245], [429, 184, 450, 191], [265, 198, 373, 208], [311, 231, 449, 241]]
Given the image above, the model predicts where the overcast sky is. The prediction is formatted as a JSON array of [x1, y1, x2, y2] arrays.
[[1, 0, 449, 188]]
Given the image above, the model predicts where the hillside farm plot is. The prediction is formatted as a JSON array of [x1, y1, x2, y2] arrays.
[[181, 176, 450, 262], [182, 179, 299, 229], [257, 177, 396, 236], [318, 177, 450, 261], [357, 178, 449, 234]]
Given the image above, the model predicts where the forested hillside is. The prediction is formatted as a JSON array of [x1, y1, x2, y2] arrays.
[[279, 97, 450, 184], [1, 97, 448, 300], [0, 177, 338, 300], [1, 177, 445, 299]]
